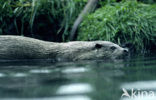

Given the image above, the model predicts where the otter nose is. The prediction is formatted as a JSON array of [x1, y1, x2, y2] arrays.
[[123, 49, 129, 54]]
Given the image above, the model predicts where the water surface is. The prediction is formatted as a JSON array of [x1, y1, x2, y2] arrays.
[[0, 54, 156, 100]]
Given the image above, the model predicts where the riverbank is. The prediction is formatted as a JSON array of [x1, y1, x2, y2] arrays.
[[0, 0, 155, 53]]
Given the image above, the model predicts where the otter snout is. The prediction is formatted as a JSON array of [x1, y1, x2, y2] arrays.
[[123, 48, 129, 56]]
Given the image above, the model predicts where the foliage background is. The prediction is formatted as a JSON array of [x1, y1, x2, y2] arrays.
[[78, 1, 156, 53], [0, 0, 156, 53], [0, 0, 86, 41]]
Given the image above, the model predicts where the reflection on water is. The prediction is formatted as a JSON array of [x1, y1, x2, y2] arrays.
[[0, 73, 5, 77], [30, 69, 51, 74], [0, 54, 156, 100], [121, 80, 156, 90], [121, 96, 156, 100], [62, 67, 89, 74], [12, 73, 27, 77], [0, 95, 91, 100], [56, 83, 93, 94]]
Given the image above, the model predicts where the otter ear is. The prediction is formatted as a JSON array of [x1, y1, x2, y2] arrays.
[[110, 46, 117, 51], [95, 43, 102, 49]]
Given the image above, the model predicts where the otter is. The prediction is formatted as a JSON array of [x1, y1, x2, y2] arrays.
[[0, 35, 128, 61]]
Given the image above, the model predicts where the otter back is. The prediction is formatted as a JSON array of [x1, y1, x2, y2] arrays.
[[0, 36, 57, 60]]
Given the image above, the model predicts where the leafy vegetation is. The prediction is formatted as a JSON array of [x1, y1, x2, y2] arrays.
[[78, 1, 156, 52], [137, 0, 156, 4], [0, 0, 86, 41], [0, 0, 155, 53]]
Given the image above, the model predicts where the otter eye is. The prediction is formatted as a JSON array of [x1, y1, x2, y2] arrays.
[[95, 44, 102, 49], [110, 46, 116, 51]]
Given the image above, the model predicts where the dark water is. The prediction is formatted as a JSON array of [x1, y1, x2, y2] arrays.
[[0, 54, 156, 100]]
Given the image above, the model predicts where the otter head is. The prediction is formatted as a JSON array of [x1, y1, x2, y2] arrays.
[[75, 41, 129, 60]]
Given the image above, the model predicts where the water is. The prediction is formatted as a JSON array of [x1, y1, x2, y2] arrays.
[[0, 54, 155, 100]]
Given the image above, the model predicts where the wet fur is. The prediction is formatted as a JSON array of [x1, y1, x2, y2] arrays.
[[0, 35, 128, 61]]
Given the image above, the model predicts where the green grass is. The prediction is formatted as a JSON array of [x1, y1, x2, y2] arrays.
[[0, 0, 86, 41], [78, 1, 156, 53]]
